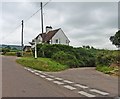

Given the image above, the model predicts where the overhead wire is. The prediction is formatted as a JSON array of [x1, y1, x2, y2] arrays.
[[2, 1, 51, 41]]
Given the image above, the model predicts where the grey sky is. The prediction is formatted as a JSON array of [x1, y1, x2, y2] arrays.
[[1, 1, 118, 50]]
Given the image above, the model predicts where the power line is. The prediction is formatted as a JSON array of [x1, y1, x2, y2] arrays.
[[2, 1, 51, 41], [24, 1, 51, 22]]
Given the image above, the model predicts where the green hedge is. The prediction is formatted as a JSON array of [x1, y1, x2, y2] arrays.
[[52, 51, 79, 68], [33, 44, 96, 68]]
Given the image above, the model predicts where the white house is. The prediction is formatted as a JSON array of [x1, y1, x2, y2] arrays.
[[29, 26, 70, 47]]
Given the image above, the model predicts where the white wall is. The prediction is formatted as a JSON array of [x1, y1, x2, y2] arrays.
[[51, 29, 70, 45], [31, 35, 42, 48], [36, 35, 42, 43]]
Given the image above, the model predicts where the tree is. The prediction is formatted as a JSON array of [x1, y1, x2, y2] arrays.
[[110, 30, 120, 49]]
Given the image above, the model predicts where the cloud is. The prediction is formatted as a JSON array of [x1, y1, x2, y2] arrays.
[[1, 2, 118, 50]]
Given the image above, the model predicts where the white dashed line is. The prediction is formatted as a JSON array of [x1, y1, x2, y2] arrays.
[[78, 91, 96, 97], [33, 70, 38, 72], [30, 71, 35, 73], [74, 84, 88, 89], [24, 67, 28, 70], [27, 68, 32, 71], [36, 71, 42, 73], [47, 75, 54, 78], [45, 78, 53, 81], [24, 67, 109, 97], [53, 81, 64, 85], [41, 73, 48, 76], [63, 80, 74, 84], [35, 73, 39, 76], [90, 89, 109, 95], [39, 75, 46, 78], [64, 85, 76, 90], [55, 77, 63, 80]]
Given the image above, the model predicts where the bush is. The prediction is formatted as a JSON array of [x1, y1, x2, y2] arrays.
[[35, 44, 96, 67], [1, 48, 10, 55], [52, 51, 79, 68], [37, 44, 60, 58], [96, 51, 116, 66]]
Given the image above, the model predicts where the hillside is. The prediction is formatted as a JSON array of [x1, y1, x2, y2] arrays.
[[0, 44, 21, 50]]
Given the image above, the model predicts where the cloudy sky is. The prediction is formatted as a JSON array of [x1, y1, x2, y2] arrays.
[[1, 1, 118, 50]]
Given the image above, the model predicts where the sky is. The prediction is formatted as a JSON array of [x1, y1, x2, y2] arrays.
[[1, 1, 118, 50]]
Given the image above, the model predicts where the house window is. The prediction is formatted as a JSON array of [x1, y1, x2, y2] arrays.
[[55, 39, 58, 43]]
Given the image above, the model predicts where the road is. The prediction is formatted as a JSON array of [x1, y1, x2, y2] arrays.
[[2, 56, 118, 98]]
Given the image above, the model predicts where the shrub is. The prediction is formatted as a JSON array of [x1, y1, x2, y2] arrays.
[[52, 51, 79, 68], [96, 52, 116, 66], [35, 44, 96, 67], [37, 44, 60, 58]]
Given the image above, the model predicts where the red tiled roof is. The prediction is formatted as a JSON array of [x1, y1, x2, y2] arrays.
[[43, 28, 60, 42], [36, 28, 60, 42]]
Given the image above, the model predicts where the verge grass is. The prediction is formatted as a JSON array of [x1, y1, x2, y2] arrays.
[[16, 57, 68, 72]]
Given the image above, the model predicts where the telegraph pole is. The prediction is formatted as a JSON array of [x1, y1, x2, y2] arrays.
[[21, 20, 24, 56], [41, 2, 44, 38]]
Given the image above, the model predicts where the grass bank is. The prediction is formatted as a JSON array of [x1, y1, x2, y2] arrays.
[[16, 57, 68, 72], [96, 65, 119, 76]]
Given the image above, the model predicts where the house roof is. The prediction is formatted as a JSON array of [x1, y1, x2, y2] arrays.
[[35, 28, 60, 42], [30, 28, 71, 44], [43, 28, 60, 42]]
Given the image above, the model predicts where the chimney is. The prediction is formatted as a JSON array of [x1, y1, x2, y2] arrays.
[[46, 26, 52, 33]]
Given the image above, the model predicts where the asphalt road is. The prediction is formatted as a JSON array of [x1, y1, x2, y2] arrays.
[[2, 56, 118, 97]]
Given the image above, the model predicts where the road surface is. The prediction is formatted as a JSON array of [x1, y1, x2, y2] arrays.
[[2, 56, 118, 98]]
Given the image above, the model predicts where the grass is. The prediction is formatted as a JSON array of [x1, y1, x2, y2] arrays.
[[16, 57, 68, 72], [4, 52, 16, 56], [96, 65, 119, 75]]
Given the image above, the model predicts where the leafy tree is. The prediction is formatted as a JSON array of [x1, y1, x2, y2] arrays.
[[110, 30, 120, 49]]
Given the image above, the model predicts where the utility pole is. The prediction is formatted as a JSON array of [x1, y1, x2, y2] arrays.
[[41, 2, 44, 42], [21, 20, 24, 57]]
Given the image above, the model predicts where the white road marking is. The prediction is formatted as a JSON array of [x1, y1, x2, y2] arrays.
[[78, 91, 96, 97], [41, 73, 48, 76], [39, 75, 46, 78], [36, 71, 42, 73], [35, 73, 39, 76], [45, 78, 53, 81], [27, 68, 32, 71], [63, 80, 74, 84], [74, 84, 88, 89], [47, 75, 54, 78], [30, 71, 35, 73], [24, 67, 28, 70], [55, 77, 63, 80], [33, 69, 43, 73], [64, 85, 76, 90], [90, 89, 109, 95], [33, 70, 39, 72], [53, 81, 64, 85]]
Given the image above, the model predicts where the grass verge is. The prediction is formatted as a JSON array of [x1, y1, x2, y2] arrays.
[[96, 65, 119, 76], [16, 57, 68, 72]]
